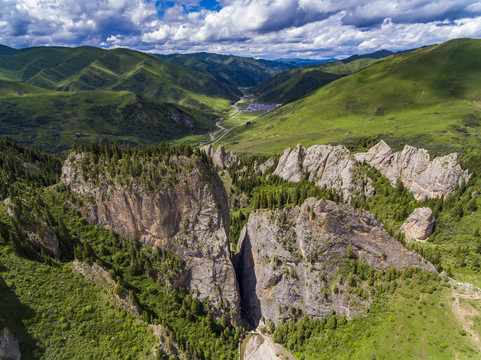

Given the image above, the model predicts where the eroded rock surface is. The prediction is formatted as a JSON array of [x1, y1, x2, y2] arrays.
[[273, 144, 374, 201], [355, 140, 470, 200], [0, 327, 20, 360], [62, 152, 241, 323], [236, 198, 435, 326], [401, 207, 435, 241], [205, 145, 240, 168]]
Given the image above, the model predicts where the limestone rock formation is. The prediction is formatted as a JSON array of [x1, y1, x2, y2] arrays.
[[273, 144, 304, 182], [236, 198, 435, 326], [273, 144, 374, 201], [0, 327, 20, 360], [205, 145, 240, 168], [355, 140, 470, 200], [62, 152, 241, 323], [254, 158, 276, 175], [401, 208, 435, 241]]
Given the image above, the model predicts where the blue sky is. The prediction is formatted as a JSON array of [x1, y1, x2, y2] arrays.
[[1, 0, 481, 59]]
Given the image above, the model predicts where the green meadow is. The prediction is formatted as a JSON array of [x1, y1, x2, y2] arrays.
[[220, 38, 481, 154]]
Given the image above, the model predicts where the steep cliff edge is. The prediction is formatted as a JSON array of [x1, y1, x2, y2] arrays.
[[273, 144, 374, 201], [355, 140, 470, 199], [236, 198, 435, 326], [61, 149, 241, 323]]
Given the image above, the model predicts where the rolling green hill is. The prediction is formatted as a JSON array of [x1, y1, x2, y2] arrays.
[[0, 45, 244, 151], [157, 52, 296, 87], [221, 38, 481, 153], [251, 51, 393, 105], [0, 80, 218, 152], [252, 68, 343, 104], [0, 45, 239, 107]]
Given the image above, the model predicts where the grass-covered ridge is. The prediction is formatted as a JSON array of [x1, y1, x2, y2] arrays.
[[221, 38, 481, 153], [0, 45, 243, 152], [156, 52, 296, 88], [0, 81, 224, 152], [250, 53, 391, 105], [0, 45, 239, 103]]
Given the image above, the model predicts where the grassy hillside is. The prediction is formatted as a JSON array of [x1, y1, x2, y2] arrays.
[[220, 38, 481, 153], [0, 45, 239, 107], [252, 68, 342, 104], [274, 273, 480, 360], [157, 52, 296, 87], [0, 251, 160, 359], [0, 81, 220, 152], [0, 45, 243, 151], [251, 52, 393, 105], [313, 57, 383, 75]]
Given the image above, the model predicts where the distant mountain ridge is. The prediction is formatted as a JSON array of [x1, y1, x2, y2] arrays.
[[274, 58, 339, 66], [0, 45, 240, 103], [252, 49, 395, 104], [156, 52, 297, 87]]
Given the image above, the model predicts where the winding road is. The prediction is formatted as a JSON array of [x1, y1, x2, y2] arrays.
[[203, 97, 263, 146]]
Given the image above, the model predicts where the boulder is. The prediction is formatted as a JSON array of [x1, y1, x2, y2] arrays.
[[401, 207, 435, 241]]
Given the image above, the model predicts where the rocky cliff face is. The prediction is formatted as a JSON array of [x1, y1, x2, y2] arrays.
[[355, 140, 470, 200], [273, 144, 374, 201], [236, 198, 434, 326], [205, 145, 240, 168], [62, 152, 241, 323]]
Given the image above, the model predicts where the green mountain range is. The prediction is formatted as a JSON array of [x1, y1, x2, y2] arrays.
[[0, 45, 246, 151], [251, 50, 394, 105], [221, 38, 481, 153], [0, 45, 240, 102], [157, 52, 297, 87], [0, 80, 219, 152]]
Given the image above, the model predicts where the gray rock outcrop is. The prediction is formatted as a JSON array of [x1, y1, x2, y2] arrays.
[[355, 141, 470, 200], [236, 198, 435, 326], [62, 152, 241, 323], [273, 144, 374, 201], [0, 327, 20, 360], [254, 158, 276, 175], [400, 208, 435, 241], [205, 145, 240, 168]]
